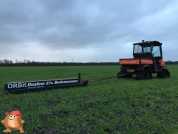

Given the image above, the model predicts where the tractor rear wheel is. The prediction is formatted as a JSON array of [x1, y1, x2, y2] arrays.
[[136, 69, 152, 80], [143, 70, 152, 79], [157, 72, 161, 78]]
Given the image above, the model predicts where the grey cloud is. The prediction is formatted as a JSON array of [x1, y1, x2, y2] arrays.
[[0, 0, 177, 61]]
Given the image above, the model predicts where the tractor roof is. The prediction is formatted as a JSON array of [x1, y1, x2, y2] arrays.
[[133, 40, 162, 46]]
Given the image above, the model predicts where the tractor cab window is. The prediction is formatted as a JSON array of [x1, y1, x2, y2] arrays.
[[134, 45, 151, 53], [152, 46, 161, 57], [134, 45, 142, 53], [143, 47, 151, 52]]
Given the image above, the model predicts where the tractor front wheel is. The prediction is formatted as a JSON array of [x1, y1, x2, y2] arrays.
[[157, 69, 170, 78]]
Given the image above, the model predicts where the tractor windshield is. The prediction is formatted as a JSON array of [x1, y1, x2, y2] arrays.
[[152, 46, 161, 57]]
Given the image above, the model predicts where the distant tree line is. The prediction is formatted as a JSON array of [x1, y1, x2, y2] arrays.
[[0, 59, 178, 66], [0, 59, 119, 66]]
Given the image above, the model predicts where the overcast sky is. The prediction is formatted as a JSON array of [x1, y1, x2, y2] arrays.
[[0, 0, 178, 62]]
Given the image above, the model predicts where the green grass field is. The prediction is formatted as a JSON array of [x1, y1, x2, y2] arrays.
[[0, 65, 178, 134]]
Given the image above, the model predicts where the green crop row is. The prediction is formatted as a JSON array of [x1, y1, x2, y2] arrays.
[[0, 65, 178, 134]]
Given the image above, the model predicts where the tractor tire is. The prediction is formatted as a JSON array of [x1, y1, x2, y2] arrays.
[[136, 69, 152, 80], [157, 72, 161, 78], [143, 70, 152, 79], [159, 69, 170, 78]]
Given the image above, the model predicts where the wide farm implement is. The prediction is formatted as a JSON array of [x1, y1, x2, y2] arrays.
[[4, 40, 170, 93], [4, 73, 88, 93]]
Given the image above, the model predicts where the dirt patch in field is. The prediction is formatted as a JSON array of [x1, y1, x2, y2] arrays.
[[39, 109, 70, 123], [43, 98, 61, 106], [31, 125, 61, 134]]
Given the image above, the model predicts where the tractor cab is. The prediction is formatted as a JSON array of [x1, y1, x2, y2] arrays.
[[133, 40, 164, 72], [133, 40, 163, 60]]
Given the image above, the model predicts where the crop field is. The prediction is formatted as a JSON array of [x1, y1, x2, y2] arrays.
[[0, 65, 178, 134]]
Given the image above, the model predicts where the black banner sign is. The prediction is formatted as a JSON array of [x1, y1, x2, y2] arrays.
[[5, 78, 79, 91], [4, 73, 88, 93]]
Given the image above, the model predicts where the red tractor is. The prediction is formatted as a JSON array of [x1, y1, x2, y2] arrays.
[[117, 40, 170, 80]]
